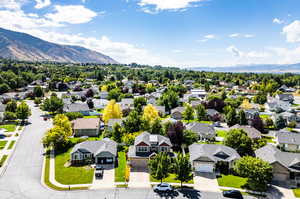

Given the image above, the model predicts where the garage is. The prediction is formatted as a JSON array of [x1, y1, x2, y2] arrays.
[[195, 163, 214, 173], [96, 157, 114, 164], [273, 173, 289, 181], [129, 158, 148, 171]]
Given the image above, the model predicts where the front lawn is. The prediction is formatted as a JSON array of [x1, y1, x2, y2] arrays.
[[83, 115, 100, 119], [293, 188, 300, 198], [0, 155, 8, 167], [259, 114, 271, 119], [217, 174, 247, 189], [0, 141, 8, 150], [55, 148, 94, 185], [150, 173, 194, 184], [216, 130, 227, 138], [0, 124, 17, 132], [115, 152, 126, 182], [262, 135, 275, 143], [7, 141, 16, 150]]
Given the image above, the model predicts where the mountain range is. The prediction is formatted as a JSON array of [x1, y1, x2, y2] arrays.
[[0, 28, 118, 64]]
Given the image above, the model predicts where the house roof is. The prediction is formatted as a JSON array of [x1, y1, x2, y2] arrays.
[[206, 109, 219, 117], [171, 107, 185, 114], [121, 98, 134, 104], [255, 144, 300, 172], [276, 131, 300, 145], [134, 131, 172, 147], [185, 122, 216, 137], [229, 124, 261, 139], [277, 94, 294, 101], [189, 143, 240, 163], [107, 118, 124, 127], [63, 103, 89, 112], [73, 118, 100, 130], [71, 138, 117, 157]]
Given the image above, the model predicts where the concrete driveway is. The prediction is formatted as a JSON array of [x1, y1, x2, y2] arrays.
[[90, 165, 115, 189], [128, 168, 151, 188], [194, 172, 221, 192]]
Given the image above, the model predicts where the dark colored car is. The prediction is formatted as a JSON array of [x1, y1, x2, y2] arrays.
[[222, 190, 243, 199], [95, 165, 104, 178]]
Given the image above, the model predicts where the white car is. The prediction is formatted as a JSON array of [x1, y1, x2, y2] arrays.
[[153, 183, 173, 192]]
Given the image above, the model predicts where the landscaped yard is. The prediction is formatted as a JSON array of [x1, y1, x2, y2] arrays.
[[150, 173, 194, 184], [7, 141, 16, 150], [55, 148, 94, 185], [262, 135, 275, 143], [217, 174, 247, 189], [0, 141, 8, 150], [293, 188, 300, 198], [259, 114, 271, 119], [0, 124, 17, 132], [115, 152, 127, 182], [83, 115, 100, 119], [0, 155, 8, 167], [216, 130, 227, 138]]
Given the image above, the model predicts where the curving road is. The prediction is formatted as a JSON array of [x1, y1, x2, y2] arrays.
[[0, 101, 252, 199]]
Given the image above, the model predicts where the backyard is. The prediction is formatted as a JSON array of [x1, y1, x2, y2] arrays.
[[55, 148, 94, 185]]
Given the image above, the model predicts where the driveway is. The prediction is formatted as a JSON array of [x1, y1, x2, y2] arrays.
[[90, 165, 115, 189], [129, 168, 151, 188], [194, 172, 220, 192]]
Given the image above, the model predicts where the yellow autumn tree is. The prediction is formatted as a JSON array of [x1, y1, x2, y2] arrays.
[[53, 114, 72, 136], [240, 99, 253, 110], [101, 85, 108, 92], [143, 104, 159, 123], [102, 100, 122, 124]]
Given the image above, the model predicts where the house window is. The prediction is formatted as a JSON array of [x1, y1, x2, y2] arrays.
[[74, 154, 78, 160], [160, 147, 168, 152], [137, 146, 148, 152]]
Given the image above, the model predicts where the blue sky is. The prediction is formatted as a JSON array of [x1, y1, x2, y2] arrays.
[[1, 0, 300, 67]]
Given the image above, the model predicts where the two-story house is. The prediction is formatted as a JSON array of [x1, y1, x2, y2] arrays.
[[128, 132, 172, 170], [276, 131, 300, 152]]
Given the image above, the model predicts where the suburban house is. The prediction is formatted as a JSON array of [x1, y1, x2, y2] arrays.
[[275, 94, 294, 104], [206, 109, 220, 121], [279, 112, 299, 123], [63, 103, 90, 116], [153, 105, 166, 116], [72, 118, 101, 137], [279, 85, 296, 93], [255, 144, 300, 183], [107, 118, 124, 131], [190, 89, 207, 99], [190, 100, 202, 108], [93, 99, 109, 109], [120, 98, 134, 110], [171, 107, 185, 120], [128, 132, 172, 170], [229, 124, 262, 139], [276, 131, 300, 152], [244, 109, 260, 120], [185, 122, 216, 141], [99, 91, 109, 99], [70, 138, 117, 165], [189, 143, 240, 173]]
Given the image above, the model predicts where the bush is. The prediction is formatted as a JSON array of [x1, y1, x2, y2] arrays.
[[288, 121, 297, 128], [4, 111, 17, 121], [64, 112, 84, 121]]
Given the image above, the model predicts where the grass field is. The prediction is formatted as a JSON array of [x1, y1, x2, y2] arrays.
[[0, 124, 17, 132], [115, 152, 126, 182], [0, 141, 8, 150], [55, 148, 94, 185], [150, 173, 194, 184], [216, 130, 227, 138], [7, 141, 16, 150], [217, 174, 247, 189]]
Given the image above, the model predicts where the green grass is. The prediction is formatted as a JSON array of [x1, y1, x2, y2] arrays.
[[259, 114, 270, 119], [199, 121, 213, 125], [0, 155, 8, 167], [55, 148, 94, 185], [83, 115, 100, 119], [198, 140, 223, 145], [115, 152, 126, 182], [262, 135, 275, 143], [44, 155, 88, 191], [116, 184, 128, 188], [0, 124, 17, 132], [217, 174, 247, 189], [292, 104, 300, 107], [216, 130, 227, 138], [293, 188, 300, 198], [150, 173, 194, 184], [7, 141, 16, 150], [0, 141, 8, 150]]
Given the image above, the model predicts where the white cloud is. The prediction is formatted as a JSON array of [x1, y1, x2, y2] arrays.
[[34, 0, 51, 9], [282, 20, 300, 43], [138, 0, 204, 13], [226, 45, 271, 59], [197, 34, 216, 42], [226, 45, 242, 57], [229, 33, 240, 38], [45, 5, 97, 24], [0, 0, 25, 10], [244, 34, 254, 38], [229, 33, 254, 38], [269, 46, 300, 64], [273, 18, 284, 24], [172, 49, 182, 53]]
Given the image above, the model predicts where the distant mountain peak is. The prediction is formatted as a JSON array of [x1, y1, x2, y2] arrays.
[[0, 28, 118, 64]]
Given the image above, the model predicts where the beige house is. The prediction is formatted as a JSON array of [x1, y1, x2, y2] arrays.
[[72, 118, 101, 137], [276, 131, 300, 152]]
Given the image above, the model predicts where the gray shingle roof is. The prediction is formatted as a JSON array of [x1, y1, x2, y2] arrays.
[[63, 103, 89, 112], [255, 144, 300, 172], [189, 143, 240, 163], [71, 138, 117, 157], [185, 122, 216, 137], [229, 124, 261, 139], [171, 107, 185, 114], [276, 131, 300, 145], [134, 131, 172, 146]]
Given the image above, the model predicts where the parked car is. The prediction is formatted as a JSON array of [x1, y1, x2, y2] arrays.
[[153, 183, 173, 192], [95, 165, 104, 178], [222, 190, 243, 199]]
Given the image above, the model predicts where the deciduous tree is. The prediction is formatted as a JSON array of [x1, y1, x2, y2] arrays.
[[102, 100, 122, 124], [173, 153, 193, 187]]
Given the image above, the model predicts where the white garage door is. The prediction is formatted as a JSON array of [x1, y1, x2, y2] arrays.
[[196, 164, 214, 173]]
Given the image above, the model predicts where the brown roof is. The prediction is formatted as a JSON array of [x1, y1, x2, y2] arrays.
[[73, 118, 100, 130]]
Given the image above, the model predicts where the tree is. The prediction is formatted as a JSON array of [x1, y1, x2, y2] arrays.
[[238, 110, 247, 125], [264, 118, 274, 128], [225, 107, 237, 127], [33, 86, 44, 97], [240, 99, 253, 110], [133, 97, 147, 112], [252, 93, 267, 105], [41, 95, 64, 113], [224, 129, 253, 156], [167, 121, 184, 149], [53, 114, 72, 136], [159, 90, 179, 112], [183, 104, 194, 120], [234, 156, 272, 191], [143, 104, 159, 123], [148, 152, 171, 183], [102, 100, 122, 124], [123, 110, 146, 133], [87, 99, 94, 109], [183, 130, 199, 147], [150, 119, 164, 135], [173, 153, 193, 187], [4, 111, 17, 121], [206, 96, 225, 112], [42, 126, 70, 150], [108, 88, 122, 101], [5, 100, 17, 112], [250, 115, 264, 133], [85, 89, 94, 98], [65, 112, 83, 121], [0, 83, 10, 94], [196, 104, 206, 121], [112, 123, 123, 143], [16, 101, 31, 123], [275, 115, 286, 129]]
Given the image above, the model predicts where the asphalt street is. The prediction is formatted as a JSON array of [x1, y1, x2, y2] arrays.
[[0, 101, 256, 199]]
